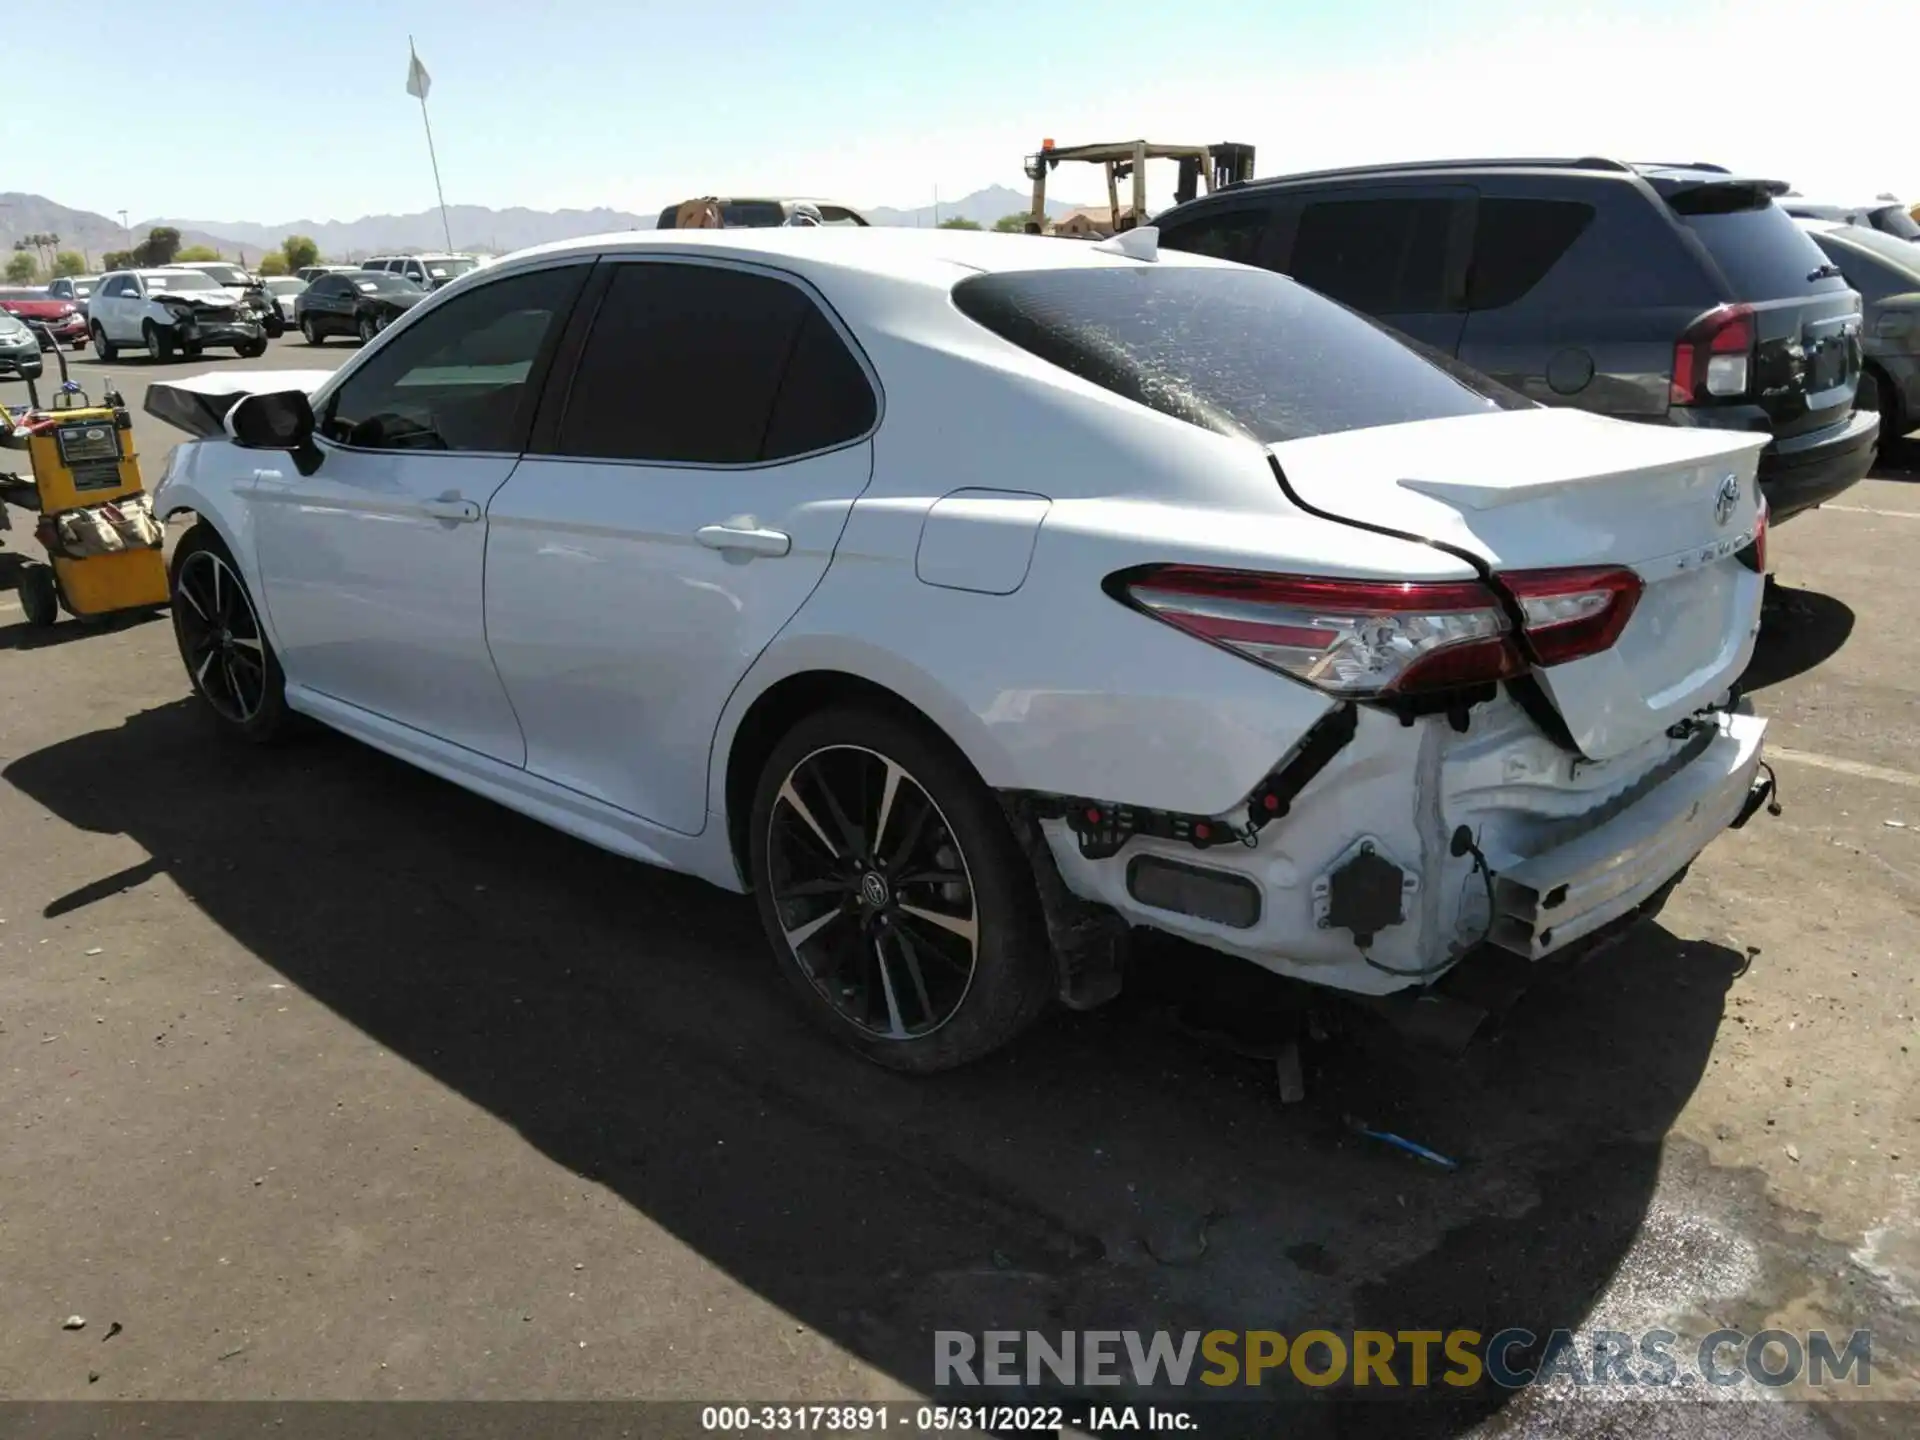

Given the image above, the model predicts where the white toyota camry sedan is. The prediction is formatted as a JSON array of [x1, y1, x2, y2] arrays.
[[147, 225, 1778, 1072]]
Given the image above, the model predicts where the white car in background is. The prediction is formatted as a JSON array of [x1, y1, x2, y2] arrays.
[[89, 267, 268, 362], [260, 275, 309, 328], [145, 227, 1777, 1071]]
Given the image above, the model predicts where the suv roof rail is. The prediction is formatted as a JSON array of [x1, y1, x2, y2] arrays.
[[1628, 161, 1732, 174], [1221, 155, 1641, 192]]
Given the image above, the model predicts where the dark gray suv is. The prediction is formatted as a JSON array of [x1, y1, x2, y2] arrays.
[[1155, 158, 1877, 521]]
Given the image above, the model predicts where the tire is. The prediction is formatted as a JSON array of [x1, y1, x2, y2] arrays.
[[142, 320, 173, 363], [182, 342, 203, 358], [235, 338, 267, 359], [357, 313, 377, 344], [17, 562, 59, 627], [301, 315, 324, 346], [168, 525, 292, 744], [747, 705, 1054, 1072], [92, 323, 117, 362], [264, 316, 285, 339], [1857, 366, 1904, 454]]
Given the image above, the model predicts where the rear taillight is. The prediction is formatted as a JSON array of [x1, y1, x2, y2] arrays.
[[1117, 566, 1523, 698], [1671, 304, 1755, 404], [1739, 498, 1770, 573], [1498, 566, 1643, 666]]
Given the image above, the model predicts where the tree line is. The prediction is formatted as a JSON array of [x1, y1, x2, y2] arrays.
[[5, 228, 325, 283]]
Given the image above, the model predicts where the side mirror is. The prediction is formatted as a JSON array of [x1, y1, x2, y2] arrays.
[[225, 389, 315, 450]]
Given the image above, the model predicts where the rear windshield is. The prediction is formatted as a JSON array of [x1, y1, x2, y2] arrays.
[[721, 201, 789, 227], [1868, 205, 1920, 242], [951, 265, 1531, 445], [1668, 188, 1850, 299]]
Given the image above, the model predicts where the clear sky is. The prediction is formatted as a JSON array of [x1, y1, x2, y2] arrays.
[[8, 0, 1912, 226]]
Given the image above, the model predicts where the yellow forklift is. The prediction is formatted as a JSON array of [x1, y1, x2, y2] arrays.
[[1024, 138, 1257, 235], [0, 325, 169, 628]]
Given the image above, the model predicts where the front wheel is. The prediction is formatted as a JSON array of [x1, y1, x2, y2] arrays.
[[142, 320, 174, 363], [235, 338, 268, 359], [748, 706, 1055, 1072], [301, 315, 324, 346], [264, 316, 285, 339], [169, 526, 292, 744], [92, 323, 117, 362], [357, 314, 377, 344]]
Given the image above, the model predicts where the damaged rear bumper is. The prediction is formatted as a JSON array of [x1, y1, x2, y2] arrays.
[[1485, 710, 1767, 960]]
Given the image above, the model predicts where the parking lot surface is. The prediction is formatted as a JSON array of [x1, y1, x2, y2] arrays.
[[2, 339, 1916, 1435]]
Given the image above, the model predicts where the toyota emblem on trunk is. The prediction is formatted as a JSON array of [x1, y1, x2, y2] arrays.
[[1713, 474, 1741, 527]]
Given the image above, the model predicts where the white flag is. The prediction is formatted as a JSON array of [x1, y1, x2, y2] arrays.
[[405, 46, 432, 101]]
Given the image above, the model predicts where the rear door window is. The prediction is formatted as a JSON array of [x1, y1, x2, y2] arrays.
[[1466, 198, 1595, 310], [1288, 197, 1456, 313], [952, 264, 1529, 446], [553, 262, 871, 465]]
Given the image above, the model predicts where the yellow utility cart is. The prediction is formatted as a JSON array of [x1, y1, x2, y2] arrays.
[[0, 334, 169, 628]]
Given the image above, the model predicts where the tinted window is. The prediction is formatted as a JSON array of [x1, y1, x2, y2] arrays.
[[1160, 208, 1271, 266], [324, 264, 584, 453], [1670, 193, 1849, 298], [556, 263, 823, 464], [761, 308, 878, 459], [1466, 198, 1595, 310], [720, 201, 788, 227], [952, 265, 1529, 447], [1289, 197, 1454, 313], [1812, 235, 1912, 304], [1867, 205, 1920, 242]]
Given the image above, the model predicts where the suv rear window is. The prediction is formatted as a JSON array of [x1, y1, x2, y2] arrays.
[[1867, 205, 1920, 242], [1665, 185, 1849, 298], [951, 265, 1530, 446]]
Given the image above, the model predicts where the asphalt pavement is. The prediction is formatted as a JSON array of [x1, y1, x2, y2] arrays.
[[1, 337, 1916, 1437]]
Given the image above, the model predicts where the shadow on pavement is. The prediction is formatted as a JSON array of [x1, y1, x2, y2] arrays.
[[1743, 582, 1856, 693], [4, 702, 1747, 1433], [1868, 435, 1919, 483]]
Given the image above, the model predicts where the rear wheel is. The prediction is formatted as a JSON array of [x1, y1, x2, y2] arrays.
[[17, 562, 58, 627], [142, 321, 173, 363], [301, 315, 324, 346], [748, 706, 1055, 1072], [91, 323, 117, 362], [235, 338, 267, 359], [1857, 367, 1904, 455], [169, 526, 291, 744]]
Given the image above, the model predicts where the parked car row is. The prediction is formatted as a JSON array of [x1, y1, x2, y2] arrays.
[[1151, 157, 1889, 521]]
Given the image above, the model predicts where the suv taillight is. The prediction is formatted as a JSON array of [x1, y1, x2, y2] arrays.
[[1118, 563, 1646, 697], [1117, 567, 1523, 698], [1672, 304, 1755, 404]]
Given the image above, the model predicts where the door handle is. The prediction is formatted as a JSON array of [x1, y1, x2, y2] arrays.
[[696, 523, 790, 557], [252, 468, 284, 483], [422, 496, 482, 523]]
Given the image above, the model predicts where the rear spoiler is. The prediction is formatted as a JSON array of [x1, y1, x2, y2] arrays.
[[145, 370, 334, 440]]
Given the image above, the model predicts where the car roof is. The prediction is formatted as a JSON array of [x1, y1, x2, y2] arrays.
[[483, 225, 1228, 291], [1190, 155, 1781, 203]]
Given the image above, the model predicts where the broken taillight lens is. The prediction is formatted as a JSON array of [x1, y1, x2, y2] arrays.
[[1117, 566, 1523, 698], [1498, 565, 1644, 666], [1738, 497, 1770, 574]]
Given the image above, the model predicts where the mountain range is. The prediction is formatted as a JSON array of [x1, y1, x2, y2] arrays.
[[3, 185, 1086, 267]]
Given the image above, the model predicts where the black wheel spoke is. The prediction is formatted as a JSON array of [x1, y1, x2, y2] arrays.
[[767, 744, 979, 1043], [177, 551, 267, 725]]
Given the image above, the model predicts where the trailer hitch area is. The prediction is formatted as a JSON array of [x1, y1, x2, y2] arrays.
[[1730, 762, 1782, 830]]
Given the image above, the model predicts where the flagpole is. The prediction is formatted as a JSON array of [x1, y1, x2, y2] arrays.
[[410, 36, 454, 251]]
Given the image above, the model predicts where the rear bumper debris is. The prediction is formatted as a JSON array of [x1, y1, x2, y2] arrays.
[[1486, 709, 1767, 960]]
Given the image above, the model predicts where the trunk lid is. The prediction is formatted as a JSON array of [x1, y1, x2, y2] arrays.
[[1269, 407, 1769, 760]]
